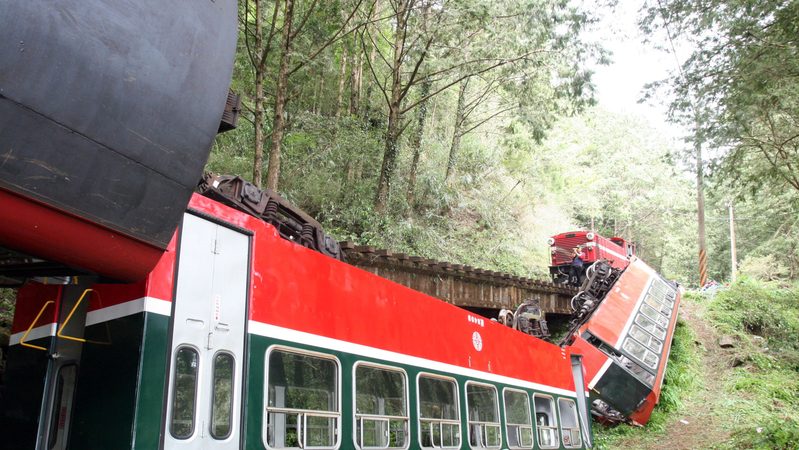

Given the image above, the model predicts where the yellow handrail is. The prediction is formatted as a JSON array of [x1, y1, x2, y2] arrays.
[[19, 300, 55, 351], [56, 288, 95, 343]]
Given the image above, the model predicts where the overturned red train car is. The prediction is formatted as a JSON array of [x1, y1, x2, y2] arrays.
[[561, 258, 682, 425]]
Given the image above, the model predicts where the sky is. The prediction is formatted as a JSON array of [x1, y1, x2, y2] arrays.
[[588, 1, 689, 141]]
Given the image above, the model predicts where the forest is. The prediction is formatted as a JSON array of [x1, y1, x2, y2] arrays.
[[207, 0, 798, 287]]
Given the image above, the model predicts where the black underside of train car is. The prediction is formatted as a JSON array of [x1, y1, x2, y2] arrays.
[[593, 363, 652, 416], [0, 0, 237, 249]]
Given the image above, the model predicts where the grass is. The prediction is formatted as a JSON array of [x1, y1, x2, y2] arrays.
[[706, 278, 799, 449]]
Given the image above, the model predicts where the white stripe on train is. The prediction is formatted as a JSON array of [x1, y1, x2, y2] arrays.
[[8, 296, 172, 346], [583, 241, 629, 262], [9, 298, 579, 398], [248, 320, 578, 398]]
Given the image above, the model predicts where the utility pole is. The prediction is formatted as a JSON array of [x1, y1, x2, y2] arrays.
[[729, 202, 737, 282], [695, 117, 708, 287]]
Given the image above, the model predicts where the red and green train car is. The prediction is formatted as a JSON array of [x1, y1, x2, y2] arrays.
[[2, 193, 595, 450]]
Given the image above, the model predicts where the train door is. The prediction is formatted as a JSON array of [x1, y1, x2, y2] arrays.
[[35, 280, 94, 450], [164, 213, 249, 450], [570, 355, 592, 448]]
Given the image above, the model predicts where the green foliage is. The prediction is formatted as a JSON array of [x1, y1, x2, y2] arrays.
[[708, 278, 799, 346], [708, 280, 799, 449], [703, 176, 799, 283], [641, 0, 799, 196], [536, 108, 697, 281]]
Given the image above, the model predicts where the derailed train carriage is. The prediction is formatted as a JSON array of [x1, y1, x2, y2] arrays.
[[2, 178, 596, 450], [560, 259, 682, 426]]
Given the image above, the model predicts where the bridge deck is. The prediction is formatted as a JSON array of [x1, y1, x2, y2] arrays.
[[341, 242, 577, 315]]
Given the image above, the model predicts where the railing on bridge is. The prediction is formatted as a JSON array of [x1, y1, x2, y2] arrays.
[[340, 242, 577, 315]]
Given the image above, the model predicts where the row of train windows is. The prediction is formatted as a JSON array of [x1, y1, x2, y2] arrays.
[[622, 279, 677, 373], [264, 347, 583, 449]]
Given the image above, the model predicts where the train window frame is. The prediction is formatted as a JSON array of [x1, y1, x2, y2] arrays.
[[263, 345, 342, 450], [640, 303, 670, 328], [352, 362, 410, 450], [533, 394, 559, 450], [556, 398, 582, 449], [502, 388, 534, 449], [210, 351, 236, 440], [416, 372, 462, 449], [634, 314, 666, 340], [622, 337, 659, 371], [629, 324, 663, 353], [465, 381, 502, 449], [169, 345, 201, 440]]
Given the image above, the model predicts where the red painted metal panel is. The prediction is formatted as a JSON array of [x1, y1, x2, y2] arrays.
[[0, 188, 163, 282], [568, 336, 610, 385], [549, 231, 630, 269], [187, 194, 578, 392], [10, 283, 61, 334], [579, 258, 652, 346]]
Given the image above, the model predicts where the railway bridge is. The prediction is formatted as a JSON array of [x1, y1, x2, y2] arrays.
[[340, 242, 577, 316]]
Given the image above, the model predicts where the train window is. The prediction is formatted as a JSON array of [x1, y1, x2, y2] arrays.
[[466, 382, 501, 448], [170, 346, 200, 439], [418, 374, 461, 448], [210, 352, 235, 439], [646, 295, 673, 316], [641, 304, 669, 328], [503, 389, 533, 449], [557, 399, 582, 448], [265, 348, 340, 449], [623, 338, 659, 370], [354, 363, 408, 448], [533, 395, 558, 449], [634, 314, 666, 340], [629, 325, 663, 353]]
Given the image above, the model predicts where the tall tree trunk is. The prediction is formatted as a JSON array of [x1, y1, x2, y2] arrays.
[[252, 0, 267, 187], [362, 0, 380, 121], [335, 46, 349, 118], [266, 0, 295, 192], [406, 79, 431, 206], [350, 34, 363, 116], [253, 65, 266, 188], [445, 79, 468, 183], [374, 0, 407, 212]]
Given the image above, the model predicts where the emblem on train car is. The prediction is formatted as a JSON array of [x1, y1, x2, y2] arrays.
[[472, 331, 483, 351]]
